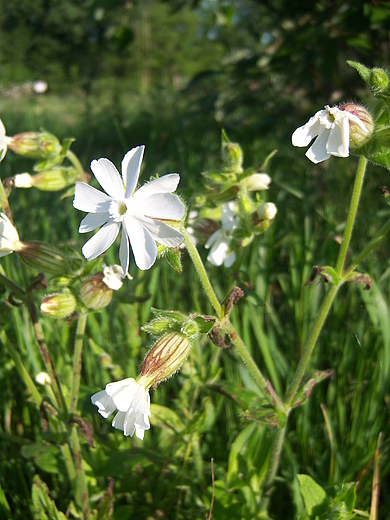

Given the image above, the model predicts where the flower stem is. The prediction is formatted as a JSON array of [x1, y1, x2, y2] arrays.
[[69, 313, 87, 415], [183, 228, 223, 318], [221, 317, 284, 409], [0, 329, 42, 405], [69, 426, 90, 519], [335, 155, 368, 277], [67, 150, 85, 177]]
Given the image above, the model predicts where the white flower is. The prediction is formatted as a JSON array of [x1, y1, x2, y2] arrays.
[[102, 264, 129, 290], [0, 213, 21, 257], [35, 372, 51, 385], [292, 105, 369, 163], [73, 146, 185, 273], [244, 173, 271, 191], [0, 119, 9, 162], [91, 377, 151, 440], [205, 202, 238, 267], [13, 173, 33, 188]]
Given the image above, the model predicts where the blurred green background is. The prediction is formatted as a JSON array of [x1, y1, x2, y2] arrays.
[[1, 1, 390, 518]]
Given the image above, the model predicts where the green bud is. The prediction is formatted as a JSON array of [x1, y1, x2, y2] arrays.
[[339, 103, 374, 148], [14, 167, 78, 191], [40, 293, 77, 318], [142, 317, 175, 335], [7, 131, 62, 159], [140, 332, 192, 387], [17, 241, 70, 275], [222, 142, 244, 172], [181, 320, 199, 339], [80, 273, 112, 310], [369, 68, 390, 93]]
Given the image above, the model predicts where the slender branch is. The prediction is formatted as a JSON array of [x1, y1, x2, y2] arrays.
[[221, 317, 284, 409], [69, 427, 90, 519], [183, 228, 223, 318], [69, 313, 87, 414]]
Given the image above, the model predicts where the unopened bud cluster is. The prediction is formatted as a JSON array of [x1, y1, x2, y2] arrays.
[[140, 332, 192, 388]]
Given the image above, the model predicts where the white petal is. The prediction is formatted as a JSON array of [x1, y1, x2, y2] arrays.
[[119, 227, 130, 274], [137, 215, 184, 247], [82, 220, 120, 260], [224, 251, 236, 268], [91, 390, 116, 418], [133, 193, 185, 221], [110, 381, 139, 412], [305, 129, 331, 163], [122, 146, 145, 197], [73, 182, 112, 213], [90, 158, 125, 199], [207, 235, 229, 266], [291, 112, 324, 147], [327, 118, 349, 157], [105, 377, 136, 397], [79, 212, 109, 233], [122, 409, 137, 437], [112, 411, 126, 432], [132, 173, 180, 201], [221, 202, 236, 230], [124, 216, 157, 270]]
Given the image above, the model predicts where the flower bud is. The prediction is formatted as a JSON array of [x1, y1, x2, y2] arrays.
[[35, 372, 52, 386], [80, 273, 112, 310], [17, 241, 70, 275], [222, 142, 243, 173], [41, 293, 77, 318], [243, 173, 271, 191], [0, 213, 22, 257], [339, 103, 374, 148], [369, 68, 389, 94], [7, 131, 62, 159], [257, 202, 277, 221], [140, 332, 192, 387], [14, 167, 78, 191]]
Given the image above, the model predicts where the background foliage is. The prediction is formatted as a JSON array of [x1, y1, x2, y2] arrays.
[[1, 0, 390, 518]]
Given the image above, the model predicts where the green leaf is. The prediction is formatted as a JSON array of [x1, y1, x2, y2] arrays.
[[21, 442, 61, 474], [297, 474, 329, 516], [31, 475, 67, 519]]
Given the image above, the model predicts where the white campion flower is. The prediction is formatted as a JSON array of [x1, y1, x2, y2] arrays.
[[0, 119, 10, 162], [73, 146, 185, 273], [91, 377, 151, 440], [102, 264, 129, 290], [205, 202, 238, 267], [0, 213, 21, 257], [292, 105, 369, 164], [244, 173, 271, 191]]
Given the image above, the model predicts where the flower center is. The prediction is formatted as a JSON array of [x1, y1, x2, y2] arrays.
[[108, 199, 128, 222]]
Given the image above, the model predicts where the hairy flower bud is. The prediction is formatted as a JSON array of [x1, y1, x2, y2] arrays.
[[7, 131, 62, 159], [14, 167, 78, 191], [80, 273, 113, 310], [243, 173, 271, 191], [140, 332, 192, 388], [253, 202, 277, 232], [222, 142, 244, 173], [17, 241, 70, 275], [41, 293, 77, 318], [339, 103, 374, 148], [369, 68, 390, 94]]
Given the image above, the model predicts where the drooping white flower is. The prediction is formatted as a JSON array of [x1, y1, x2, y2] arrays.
[[205, 202, 238, 267], [91, 377, 151, 440], [73, 146, 185, 273], [292, 105, 369, 163], [0, 213, 21, 257], [102, 264, 129, 290]]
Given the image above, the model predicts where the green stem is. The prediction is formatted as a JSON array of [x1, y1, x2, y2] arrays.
[[260, 423, 288, 511], [0, 273, 26, 299], [69, 427, 90, 519], [335, 156, 368, 277], [221, 317, 283, 409], [0, 330, 42, 405], [183, 228, 223, 318], [66, 150, 85, 177], [19, 260, 68, 417], [69, 314, 87, 414]]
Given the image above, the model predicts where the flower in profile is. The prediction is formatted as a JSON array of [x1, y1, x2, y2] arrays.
[[73, 146, 185, 273], [205, 202, 238, 267], [244, 173, 271, 191], [102, 264, 129, 290], [292, 105, 369, 163], [0, 213, 22, 257], [91, 377, 151, 440]]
